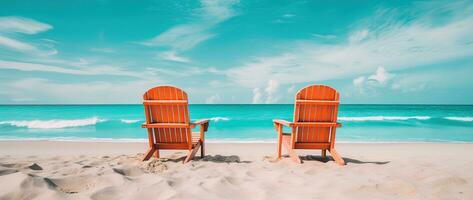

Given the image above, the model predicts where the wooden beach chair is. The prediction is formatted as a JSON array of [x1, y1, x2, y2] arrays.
[[273, 85, 345, 165], [141, 86, 210, 163]]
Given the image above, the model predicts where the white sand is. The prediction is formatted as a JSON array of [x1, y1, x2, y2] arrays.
[[0, 141, 472, 200]]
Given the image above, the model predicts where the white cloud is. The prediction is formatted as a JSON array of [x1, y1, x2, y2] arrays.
[[348, 29, 369, 43], [158, 51, 190, 63], [352, 67, 393, 94], [391, 81, 427, 93], [143, 0, 238, 58], [251, 80, 281, 104], [312, 34, 337, 40], [252, 88, 263, 104], [264, 80, 280, 103], [353, 76, 366, 87], [146, 66, 223, 77], [4, 78, 157, 104], [144, 25, 214, 51], [200, 0, 238, 22], [273, 14, 296, 24], [368, 67, 391, 85], [287, 85, 296, 93], [228, 2, 473, 89], [0, 60, 145, 77], [0, 35, 36, 51], [0, 16, 55, 54], [205, 94, 221, 104], [0, 16, 52, 34]]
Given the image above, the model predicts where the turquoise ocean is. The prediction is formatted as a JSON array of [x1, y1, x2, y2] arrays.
[[0, 105, 472, 142]]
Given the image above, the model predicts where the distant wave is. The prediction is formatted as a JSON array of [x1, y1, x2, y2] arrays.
[[338, 116, 431, 121], [444, 117, 473, 122], [0, 117, 104, 129], [210, 117, 230, 122], [120, 119, 141, 124]]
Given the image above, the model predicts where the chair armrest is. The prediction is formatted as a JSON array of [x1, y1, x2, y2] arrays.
[[273, 119, 293, 127], [192, 119, 210, 125], [272, 120, 342, 128], [190, 119, 210, 131]]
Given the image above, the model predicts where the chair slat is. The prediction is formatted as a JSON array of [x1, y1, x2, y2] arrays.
[[142, 123, 190, 128], [141, 86, 209, 163], [292, 122, 339, 127], [293, 85, 339, 144], [143, 86, 191, 145], [143, 100, 188, 105], [294, 142, 330, 149], [276, 84, 344, 164], [295, 100, 339, 105]]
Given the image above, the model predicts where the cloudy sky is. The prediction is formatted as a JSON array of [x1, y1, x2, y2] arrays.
[[1, 0, 472, 104]]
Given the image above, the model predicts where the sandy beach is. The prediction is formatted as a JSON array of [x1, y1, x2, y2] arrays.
[[0, 141, 471, 200]]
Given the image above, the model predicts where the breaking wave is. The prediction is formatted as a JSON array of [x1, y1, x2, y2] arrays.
[[120, 119, 141, 124], [444, 117, 473, 122], [0, 117, 104, 129], [209, 117, 230, 122], [338, 116, 431, 122]]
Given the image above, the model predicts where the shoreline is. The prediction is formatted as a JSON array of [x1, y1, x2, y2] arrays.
[[2, 140, 473, 156], [1, 138, 473, 144]]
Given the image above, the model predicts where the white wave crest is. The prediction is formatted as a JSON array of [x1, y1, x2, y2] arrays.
[[338, 116, 431, 121], [0, 117, 104, 129], [120, 119, 141, 124], [210, 117, 230, 122], [444, 117, 473, 122]]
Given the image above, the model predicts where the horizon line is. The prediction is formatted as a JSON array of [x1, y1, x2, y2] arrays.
[[1, 103, 472, 106]]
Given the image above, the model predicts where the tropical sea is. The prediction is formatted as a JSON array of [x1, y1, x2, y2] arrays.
[[0, 105, 472, 143]]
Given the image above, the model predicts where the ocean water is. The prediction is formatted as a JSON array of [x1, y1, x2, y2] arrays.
[[0, 105, 472, 143]]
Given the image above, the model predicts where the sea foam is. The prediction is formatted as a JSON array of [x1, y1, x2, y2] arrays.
[[0, 117, 103, 129], [209, 117, 230, 122], [338, 116, 431, 121], [120, 119, 141, 124], [444, 117, 473, 122]]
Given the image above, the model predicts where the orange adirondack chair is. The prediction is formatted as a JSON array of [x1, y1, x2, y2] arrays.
[[141, 86, 209, 163], [273, 85, 345, 165]]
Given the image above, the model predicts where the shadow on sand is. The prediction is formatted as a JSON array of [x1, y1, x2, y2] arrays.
[[152, 154, 251, 164], [301, 155, 390, 165], [197, 155, 251, 163]]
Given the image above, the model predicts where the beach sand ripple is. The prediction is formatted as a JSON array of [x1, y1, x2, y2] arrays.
[[0, 142, 472, 200]]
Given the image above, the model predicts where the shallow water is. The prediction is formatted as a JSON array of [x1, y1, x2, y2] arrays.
[[0, 105, 472, 142]]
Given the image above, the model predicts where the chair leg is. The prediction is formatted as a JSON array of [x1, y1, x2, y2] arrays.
[[199, 126, 205, 158], [142, 147, 156, 161], [184, 142, 201, 163], [282, 136, 301, 164], [154, 149, 160, 158], [321, 150, 327, 158], [287, 148, 301, 164], [200, 141, 205, 158], [277, 138, 282, 159], [329, 148, 345, 166], [276, 124, 283, 159]]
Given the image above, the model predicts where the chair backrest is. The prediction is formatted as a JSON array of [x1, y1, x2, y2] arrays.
[[293, 85, 340, 144], [143, 86, 191, 145]]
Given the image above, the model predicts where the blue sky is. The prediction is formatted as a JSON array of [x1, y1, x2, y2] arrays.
[[0, 0, 472, 104]]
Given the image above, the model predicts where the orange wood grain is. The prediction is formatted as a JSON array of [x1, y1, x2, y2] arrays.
[[141, 86, 209, 163], [273, 85, 344, 165]]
